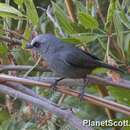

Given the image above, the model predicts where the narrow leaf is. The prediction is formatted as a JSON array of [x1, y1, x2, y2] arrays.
[[70, 33, 98, 43], [0, 3, 25, 19], [24, 0, 39, 26], [105, 0, 116, 30], [52, 2, 76, 34], [78, 12, 99, 29]]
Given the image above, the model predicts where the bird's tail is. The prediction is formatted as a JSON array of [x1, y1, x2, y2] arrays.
[[99, 62, 124, 73]]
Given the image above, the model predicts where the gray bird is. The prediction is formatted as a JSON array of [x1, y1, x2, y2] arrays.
[[26, 34, 123, 98]]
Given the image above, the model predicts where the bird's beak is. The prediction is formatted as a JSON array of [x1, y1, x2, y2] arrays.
[[26, 43, 33, 49]]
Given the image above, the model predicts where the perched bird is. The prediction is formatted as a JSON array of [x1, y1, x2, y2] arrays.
[[26, 34, 123, 99]]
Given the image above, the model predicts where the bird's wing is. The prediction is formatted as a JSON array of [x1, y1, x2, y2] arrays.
[[81, 50, 101, 61], [64, 48, 100, 68]]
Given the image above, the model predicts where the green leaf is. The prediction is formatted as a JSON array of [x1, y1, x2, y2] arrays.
[[0, 43, 8, 55], [119, 10, 130, 29], [113, 11, 124, 49], [62, 38, 81, 44], [108, 86, 130, 106], [70, 33, 98, 43], [75, 1, 86, 13], [24, 0, 39, 26], [105, 0, 116, 30], [12, 48, 31, 65], [0, 43, 8, 64], [0, 3, 25, 19], [78, 12, 99, 29], [14, 0, 24, 5], [0, 109, 10, 123], [52, 2, 76, 34], [124, 33, 130, 59], [22, 24, 32, 49]]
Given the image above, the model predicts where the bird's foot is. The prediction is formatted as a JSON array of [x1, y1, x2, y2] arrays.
[[79, 90, 85, 101], [50, 81, 58, 91], [79, 77, 89, 101], [79, 84, 85, 101], [49, 77, 65, 91]]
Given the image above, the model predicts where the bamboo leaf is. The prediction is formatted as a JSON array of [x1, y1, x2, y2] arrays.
[[108, 86, 130, 106], [0, 3, 25, 19], [124, 33, 130, 60], [105, 0, 116, 30], [78, 12, 99, 29], [70, 33, 98, 43], [24, 0, 39, 26], [119, 10, 130, 29], [14, 0, 24, 5], [52, 2, 76, 34], [113, 11, 124, 49]]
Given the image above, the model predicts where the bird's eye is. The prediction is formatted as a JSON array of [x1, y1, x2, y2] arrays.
[[33, 42, 40, 48]]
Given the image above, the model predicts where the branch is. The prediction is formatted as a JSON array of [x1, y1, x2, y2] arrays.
[[4, 82, 58, 107], [26, 75, 130, 89], [87, 75, 130, 89], [0, 64, 127, 89], [1, 65, 130, 89], [0, 84, 92, 130], [5, 82, 47, 101], [0, 36, 21, 45], [0, 74, 130, 116], [0, 65, 50, 72]]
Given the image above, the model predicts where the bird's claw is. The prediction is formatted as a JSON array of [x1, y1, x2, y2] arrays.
[[79, 78, 89, 101], [50, 82, 58, 91], [50, 81, 57, 91], [79, 91, 84, 101], [49, 78, 64, 91]]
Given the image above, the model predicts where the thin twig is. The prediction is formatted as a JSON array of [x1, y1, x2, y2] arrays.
[[0, 35, 21, 45], [4, 29, 28, 41], [95, 0, 105, 24], [87, 75, 130, 89], [65, 0, 77, 22], [0, 65, 50, 72], [24, 56, 41, 77], [46, 6, 65, 36]]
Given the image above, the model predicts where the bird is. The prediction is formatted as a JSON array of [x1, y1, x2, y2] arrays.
[[26, 34, 123, 99]]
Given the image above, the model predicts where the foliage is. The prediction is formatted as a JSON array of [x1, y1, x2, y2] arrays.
[[0, 0, 130, 130]]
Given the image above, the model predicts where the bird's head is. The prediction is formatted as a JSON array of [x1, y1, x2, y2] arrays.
[[26, 34, 59, 54]]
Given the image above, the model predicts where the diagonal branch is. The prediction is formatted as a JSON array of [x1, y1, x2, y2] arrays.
[[26, 75, 130, 89], [4, 82, 58, 106], [0, 36, 21, 45], [0, 84, 92, 130], [0, 74, 130, 116]]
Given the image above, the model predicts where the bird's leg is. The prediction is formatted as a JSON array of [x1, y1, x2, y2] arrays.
[[79, 77, 89, 100], [50, 77, 65, 91]]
